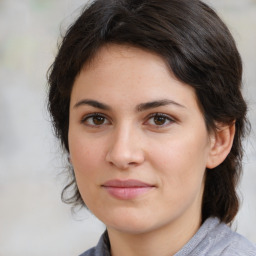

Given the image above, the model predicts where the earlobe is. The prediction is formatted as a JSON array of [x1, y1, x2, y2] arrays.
[[68, 153, 73, 165], [206, 122, 236, 169]]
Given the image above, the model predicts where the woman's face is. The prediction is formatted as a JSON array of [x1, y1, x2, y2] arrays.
[[69, 44, 213, 235]]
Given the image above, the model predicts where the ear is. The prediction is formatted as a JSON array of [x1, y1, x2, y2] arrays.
[[68, 153, 73, 165], [206, 122, 236, 169]]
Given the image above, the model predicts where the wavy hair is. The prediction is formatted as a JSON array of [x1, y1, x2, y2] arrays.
[[48, 0, 249, 223]]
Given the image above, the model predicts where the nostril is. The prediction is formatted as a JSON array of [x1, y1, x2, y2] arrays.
[[105, 140, 145, 169], [128, 162, 138, 166]]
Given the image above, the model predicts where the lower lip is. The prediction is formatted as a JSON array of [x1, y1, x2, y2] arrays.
[[103, 186, 154, 200]]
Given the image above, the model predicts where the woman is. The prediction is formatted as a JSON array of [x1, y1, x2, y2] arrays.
[[48, 0, 256, 255]]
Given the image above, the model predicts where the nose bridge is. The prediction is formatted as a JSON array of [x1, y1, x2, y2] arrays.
[[106, 121, 144, 168]]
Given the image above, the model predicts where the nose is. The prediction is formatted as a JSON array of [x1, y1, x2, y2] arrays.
[[105, 125, 145, 169]]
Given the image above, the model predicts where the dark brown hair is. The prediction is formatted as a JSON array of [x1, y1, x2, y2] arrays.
[[48, 0, 248, 223]]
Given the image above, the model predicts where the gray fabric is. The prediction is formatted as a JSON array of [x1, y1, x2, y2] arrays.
[[80, 230, 111, 256], [79, 217, 256, 256]]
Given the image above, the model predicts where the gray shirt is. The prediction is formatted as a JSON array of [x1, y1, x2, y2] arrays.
[[79, 217, 256, 256]]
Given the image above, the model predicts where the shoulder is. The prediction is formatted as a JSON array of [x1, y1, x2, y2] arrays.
[[79, 247, 98, 256], [79, 247, 96, 256], [200, 218, 256, 256], [214, 227, 256, 256], [78, 231, 111, 256], [175, 218, 256, 256]]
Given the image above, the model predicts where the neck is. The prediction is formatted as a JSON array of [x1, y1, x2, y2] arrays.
[[107, 213, 201, 256]]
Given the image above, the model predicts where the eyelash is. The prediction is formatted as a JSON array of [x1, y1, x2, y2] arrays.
[[81, 113, 110, 127], [81, 112, 175, 128], [145, 113, 175, 128]]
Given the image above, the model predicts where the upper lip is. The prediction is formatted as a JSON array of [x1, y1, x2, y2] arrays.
[[102, 179, 155, 188]]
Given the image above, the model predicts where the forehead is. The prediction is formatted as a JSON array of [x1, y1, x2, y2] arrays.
[[73, 44, 200, 111], [83, 43, 169, 74]]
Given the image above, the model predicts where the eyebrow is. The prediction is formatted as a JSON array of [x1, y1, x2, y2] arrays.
[[73, 99, 185, 111], [136, 99, 186, 112], [73, 99, 111, 110]]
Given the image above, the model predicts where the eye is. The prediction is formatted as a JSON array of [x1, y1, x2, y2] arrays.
[[81, 113, 110, 127], [146, 113, 174, 127]]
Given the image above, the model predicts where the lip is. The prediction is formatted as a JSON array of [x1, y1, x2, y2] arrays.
[[102, 179, 155, 200]]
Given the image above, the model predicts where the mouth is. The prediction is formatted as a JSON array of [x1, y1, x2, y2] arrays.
[[101, 179, 155, 200]]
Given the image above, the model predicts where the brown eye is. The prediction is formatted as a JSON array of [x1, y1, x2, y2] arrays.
[[154, 116, 167, 125], [82, 113, 110, 126], [146, 113, 174, 127], [92, 116, 105, 125]]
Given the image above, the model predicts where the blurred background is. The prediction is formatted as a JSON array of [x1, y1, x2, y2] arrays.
[[0, 0, 255, 255]]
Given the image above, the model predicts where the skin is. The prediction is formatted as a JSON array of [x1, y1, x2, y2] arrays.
[[68, 44, 234, 256]]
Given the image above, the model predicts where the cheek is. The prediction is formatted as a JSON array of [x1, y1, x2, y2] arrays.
[[69, 134, 102, 172], [151, 140, 207, 217], [150, 135, 208, 189], [69, 137, 101, 206], [68, 135, 103, 201]]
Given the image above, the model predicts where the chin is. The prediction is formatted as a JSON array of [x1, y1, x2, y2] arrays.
[[104, 212, 172, 235], [99, 210, 154, 234], [109, 222, 154, 235]]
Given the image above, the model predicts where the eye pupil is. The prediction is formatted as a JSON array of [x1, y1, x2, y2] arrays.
[[93, 116, 105, 125], [154, 116, 166, 125]]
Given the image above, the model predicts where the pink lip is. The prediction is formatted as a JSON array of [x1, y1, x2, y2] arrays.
[[102, 179, 155, 200]]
